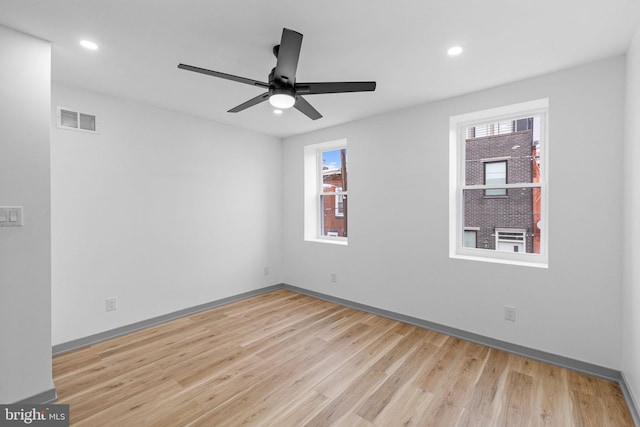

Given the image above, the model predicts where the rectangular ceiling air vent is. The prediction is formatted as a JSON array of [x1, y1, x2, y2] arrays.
[[57, 107, 97, 133]]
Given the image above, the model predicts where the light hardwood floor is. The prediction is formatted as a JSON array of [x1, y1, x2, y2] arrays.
[[53, 289, 634, 426]]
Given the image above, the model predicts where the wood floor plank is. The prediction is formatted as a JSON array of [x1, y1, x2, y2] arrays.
[[307, 323, 405, 400], [371, 382, 435, 427], [597, 378, 636, 426], [52, 290, 634, 426], [414, 337, 471, 392], [262, 390, 328, 427], [453, 347, 507, 426], [356, 342, 438, 422], [415, 341, 491, 426], [534, 363, 572, 426], [495, 370, 535, 427], [333, 412, 376, 427]]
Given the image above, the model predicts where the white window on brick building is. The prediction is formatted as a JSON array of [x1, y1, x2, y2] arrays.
[[334, 186, 344, 217], [449, 99, 548, 268], [484, 160, 507, 196], [463, 229, 478, 248]]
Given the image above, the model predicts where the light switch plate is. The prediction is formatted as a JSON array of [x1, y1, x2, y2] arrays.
[[0, 207, 23, 227]]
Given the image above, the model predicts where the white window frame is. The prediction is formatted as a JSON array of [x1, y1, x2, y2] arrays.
[[304, 139, 348, 245], [449, 99, 549, 268]]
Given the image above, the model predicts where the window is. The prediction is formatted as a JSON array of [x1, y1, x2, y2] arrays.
[[304, 139, 348, 244], [450, 99, 548, 267], [334, 187, 344, 217], [484, 161, 507, 196], [463, 230, 477, 248]]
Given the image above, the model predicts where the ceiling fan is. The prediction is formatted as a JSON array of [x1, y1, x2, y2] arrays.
[[178, 28, 376, 120]]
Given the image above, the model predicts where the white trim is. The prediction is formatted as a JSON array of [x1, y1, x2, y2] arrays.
[[305, 237, 348, 246], [478, 156, 513, 163], [452, 253, 549, 268], [479, 156, 511, 163], [449, 99, 549, 268]]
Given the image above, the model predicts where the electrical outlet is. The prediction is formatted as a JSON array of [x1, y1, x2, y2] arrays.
[[504, 305, 516, 322], [106, 297, 118, 312], [331, 272, 337, 283], [263, 266, 269, 276]]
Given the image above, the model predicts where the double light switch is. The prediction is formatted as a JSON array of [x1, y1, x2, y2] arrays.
[[0, 206, 23, 227]]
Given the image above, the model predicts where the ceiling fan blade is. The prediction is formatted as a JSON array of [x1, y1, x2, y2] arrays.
[[178, 63, 270, 89], [296, 81, 376, 95], [273, 29, 303, 86], [228, 92, 270, 113], [294, 96, 322, 120]]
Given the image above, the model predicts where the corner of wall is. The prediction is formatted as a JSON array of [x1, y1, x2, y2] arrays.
[[0, 24, 54, 403], [622, 23, 640, 425]]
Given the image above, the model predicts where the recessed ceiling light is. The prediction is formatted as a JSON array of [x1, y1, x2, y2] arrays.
[[273, 109, 283, 115], [80, 40, 98, 50], [447, 46, 463, 56]]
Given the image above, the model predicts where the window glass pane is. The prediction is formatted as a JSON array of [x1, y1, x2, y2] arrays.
[[484, 161, 506, 196], [322, 149, 347, 194], [463, 230, 477, 248], [485, 161, 505, 184], [463, 188, 541, 254], [465, 116, 542, 185], [320, 194, 347, 237]]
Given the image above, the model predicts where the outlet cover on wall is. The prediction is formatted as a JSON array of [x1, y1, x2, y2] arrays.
[[504, 305, 516, 321], [106, 297, 118, 312]]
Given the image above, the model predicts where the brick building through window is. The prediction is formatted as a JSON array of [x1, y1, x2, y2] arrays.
[[463, 118, 541, 254], [321, 149, 348, 237]]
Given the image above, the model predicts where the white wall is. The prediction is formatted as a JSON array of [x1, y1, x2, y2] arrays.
[[51, 84, 283, 345], [623, 25, 640, 413], [283, 57, 625, 369], [0, 26, 53, 402]]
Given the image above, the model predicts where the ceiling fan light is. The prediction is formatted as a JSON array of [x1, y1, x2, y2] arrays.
[[269, 93, 296, 109]]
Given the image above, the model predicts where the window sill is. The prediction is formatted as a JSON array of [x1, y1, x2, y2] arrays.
[[305, 237, 348, 246], [451, 252, 548, 269]]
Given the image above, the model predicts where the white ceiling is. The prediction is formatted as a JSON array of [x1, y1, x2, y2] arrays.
[[1, 0, 639, 138]]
